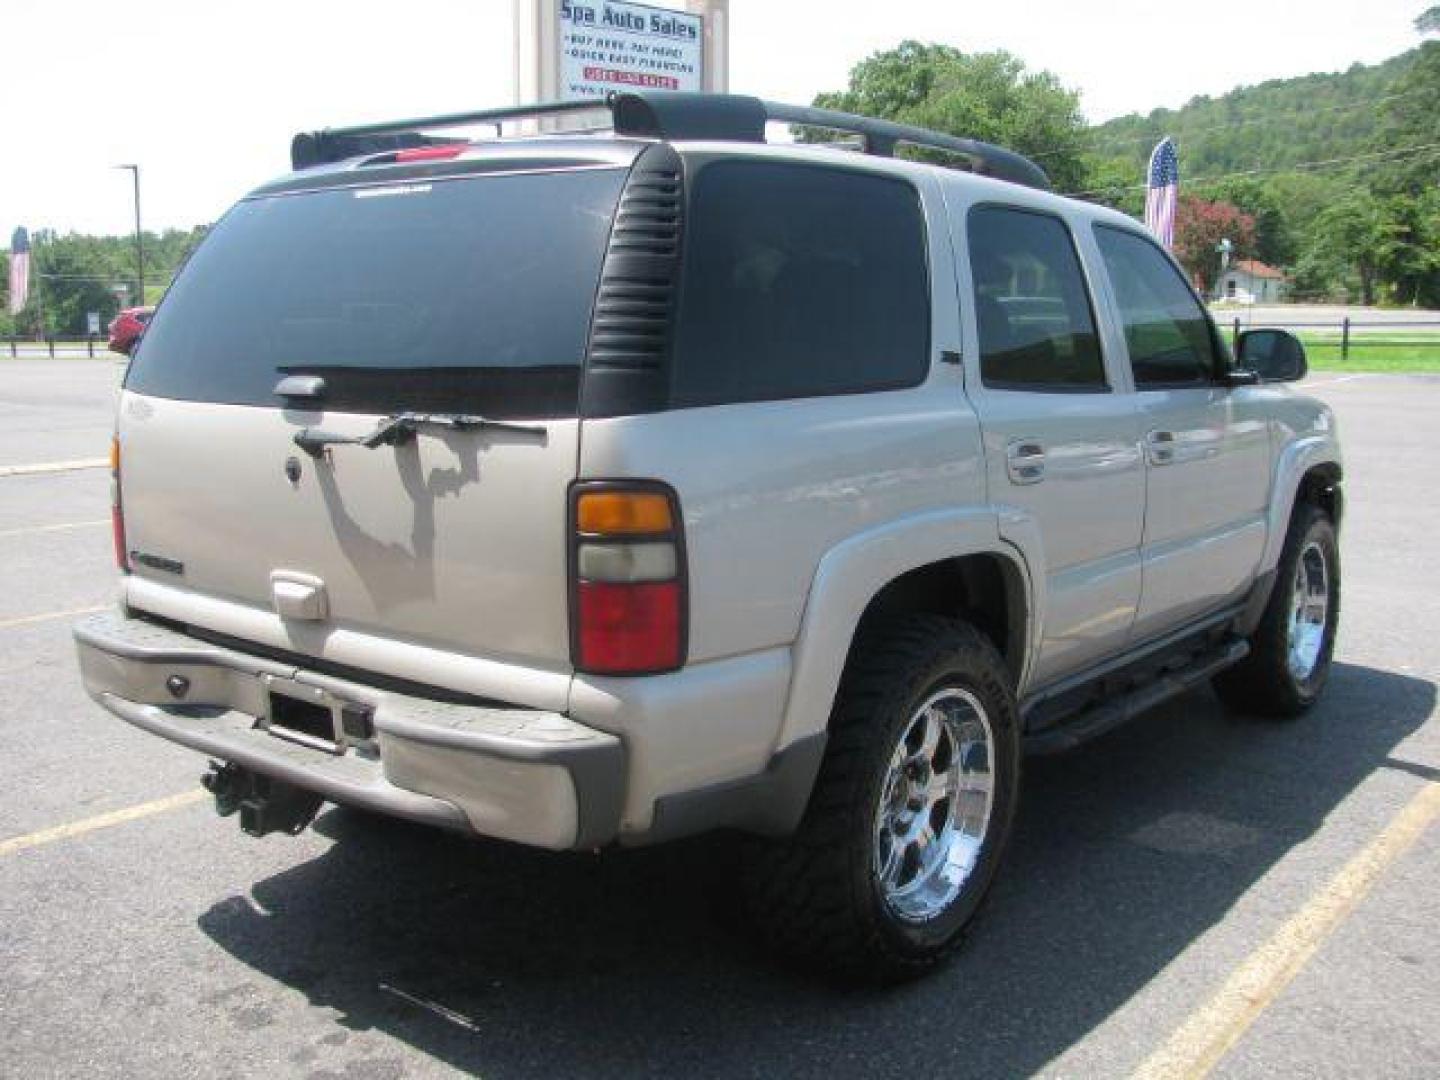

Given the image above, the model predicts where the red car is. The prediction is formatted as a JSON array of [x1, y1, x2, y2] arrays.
[[107, 306, 154, 356]]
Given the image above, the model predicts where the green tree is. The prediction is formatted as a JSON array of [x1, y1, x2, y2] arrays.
[[810, 41, 1090, 192], [1289, 246, 1347, 302], [1307, 193, 1389, 304], [5, 225, 209, 336], [1173, 195, 1256, 295], [1417, 6, 1440, 33], [1078, 153, 1144, 215], [30, 233, 129, 335], [1206, 178, 1296, 267], [1375, 191, 1440, 304], [1307, 192, 1440, 306]]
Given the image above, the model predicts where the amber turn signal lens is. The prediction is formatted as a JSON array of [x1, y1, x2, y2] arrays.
[[576, 491, 673, 535], [110, 436, 128, 572]]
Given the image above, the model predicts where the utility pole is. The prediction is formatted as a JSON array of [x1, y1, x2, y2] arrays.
[[1216, 237, 1233, 302], [115, 164, 145, 307], [686, 0, 728, 92]]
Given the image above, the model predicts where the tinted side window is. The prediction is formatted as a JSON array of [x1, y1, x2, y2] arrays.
[[672, 161, 929, 407], [1094, 225, 1218, 387], [967, 206, 1106, 391]]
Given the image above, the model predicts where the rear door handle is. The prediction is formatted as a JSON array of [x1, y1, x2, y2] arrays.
[[1006, 440, 1046, 485], [1146, 429, 1177, 465]]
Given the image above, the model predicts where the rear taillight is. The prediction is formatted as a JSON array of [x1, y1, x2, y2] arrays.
[[570, 484, 686, 675], [110, 436, 128, 572]]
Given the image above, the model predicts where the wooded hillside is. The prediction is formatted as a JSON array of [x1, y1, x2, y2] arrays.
[[1089, 51, 1419, 184], [810, 28, 1440, 307]]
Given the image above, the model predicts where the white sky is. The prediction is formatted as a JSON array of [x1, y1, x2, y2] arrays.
[[1, 0, 1426, 238]]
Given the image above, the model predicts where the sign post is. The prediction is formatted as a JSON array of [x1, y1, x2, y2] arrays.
[[514, 0, 727, 104]]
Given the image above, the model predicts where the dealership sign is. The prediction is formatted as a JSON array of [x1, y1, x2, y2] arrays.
[[558, 0, 703, 100]]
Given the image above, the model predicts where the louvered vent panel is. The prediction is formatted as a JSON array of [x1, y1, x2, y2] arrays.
[[588, 167, 682, 372]]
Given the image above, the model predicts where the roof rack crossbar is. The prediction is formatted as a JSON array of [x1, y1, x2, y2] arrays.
[[289, 92, 1050, 191], [762, 101, 1050, 190]]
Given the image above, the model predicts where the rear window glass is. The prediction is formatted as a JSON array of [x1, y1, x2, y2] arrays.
[[671, 160, 929, 407], [127, 169, 626, 417]]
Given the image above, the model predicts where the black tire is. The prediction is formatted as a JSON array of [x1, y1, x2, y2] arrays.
[[741, 615, 1020, 982], [1214, 501, 1340, 717]]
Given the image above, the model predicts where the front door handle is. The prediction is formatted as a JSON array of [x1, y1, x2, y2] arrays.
[[1146, 429, 1177, 465], [1006, 440, 1046, 485]]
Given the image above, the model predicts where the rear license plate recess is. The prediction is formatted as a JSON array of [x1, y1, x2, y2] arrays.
[[262, 676, 373, 754]]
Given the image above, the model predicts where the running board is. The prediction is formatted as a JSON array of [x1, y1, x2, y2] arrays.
[[1023, 639, 1249, 755]]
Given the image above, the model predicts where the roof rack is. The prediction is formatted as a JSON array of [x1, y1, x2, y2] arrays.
[[290, 92, 1051, 191]]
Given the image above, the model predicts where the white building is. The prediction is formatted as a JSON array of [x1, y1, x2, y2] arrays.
[[1218, 259, 1288, 303]]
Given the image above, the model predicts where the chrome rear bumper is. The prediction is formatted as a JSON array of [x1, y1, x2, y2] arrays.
[[73, 610, 625, 849]]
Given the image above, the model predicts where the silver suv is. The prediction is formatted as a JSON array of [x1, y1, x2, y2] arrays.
[[74, 92, 1342, 981]]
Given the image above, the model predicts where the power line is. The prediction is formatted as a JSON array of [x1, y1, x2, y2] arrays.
[[36, 273, 130, 280], [1061, 141, 1440, 199]]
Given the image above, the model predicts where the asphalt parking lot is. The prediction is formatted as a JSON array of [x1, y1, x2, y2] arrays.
[[1, 358, 1436, 1079]]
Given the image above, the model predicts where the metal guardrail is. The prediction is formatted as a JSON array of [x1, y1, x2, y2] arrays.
[[5, 336, 116, 358]]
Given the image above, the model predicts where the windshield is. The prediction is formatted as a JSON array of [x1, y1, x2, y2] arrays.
[[127, 167, 626, 417]]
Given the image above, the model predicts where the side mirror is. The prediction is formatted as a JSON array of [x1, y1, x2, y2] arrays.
[[1236, 329, 1307, 383]]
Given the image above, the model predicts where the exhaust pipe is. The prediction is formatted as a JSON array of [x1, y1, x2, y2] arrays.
[[202, 761, 323, 837]]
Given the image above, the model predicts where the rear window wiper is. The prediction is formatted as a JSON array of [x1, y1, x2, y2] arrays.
[[294, 412, 547, 458]]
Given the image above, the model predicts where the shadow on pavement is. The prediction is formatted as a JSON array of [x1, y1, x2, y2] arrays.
[[198, 661, 1434, 1078]]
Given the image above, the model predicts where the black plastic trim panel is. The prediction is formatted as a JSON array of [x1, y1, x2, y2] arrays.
[[636, 732, 828, 845], [580, 143, 685, 418]]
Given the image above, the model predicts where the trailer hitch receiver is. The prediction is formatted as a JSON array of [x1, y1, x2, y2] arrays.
[[202, 761, 323, 837]]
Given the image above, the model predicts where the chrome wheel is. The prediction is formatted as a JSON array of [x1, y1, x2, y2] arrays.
[[873, 687, 995, 923], [1287, 540, 1330, 682]]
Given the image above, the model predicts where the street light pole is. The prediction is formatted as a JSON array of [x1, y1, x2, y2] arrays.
[[115, 164, 144, 306]]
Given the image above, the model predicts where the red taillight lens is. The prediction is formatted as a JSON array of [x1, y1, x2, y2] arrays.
[[110, 436, 128, 572], [576, 581, 682, 672], [571, 484, 686, 675]]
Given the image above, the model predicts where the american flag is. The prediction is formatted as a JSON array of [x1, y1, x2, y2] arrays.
[[7, 227, 30, 316], [1144, 138, 1179, 250]]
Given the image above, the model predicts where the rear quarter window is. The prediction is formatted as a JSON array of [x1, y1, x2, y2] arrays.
[[671, 160, 930, 407]]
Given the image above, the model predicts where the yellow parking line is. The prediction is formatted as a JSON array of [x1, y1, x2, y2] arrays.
[[1134, 781, 1440, 1080], [0, 457, 109, 478], [0, 789, 208, 858], [0, 604, 109, 630], [0, 519, 108, 539]]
